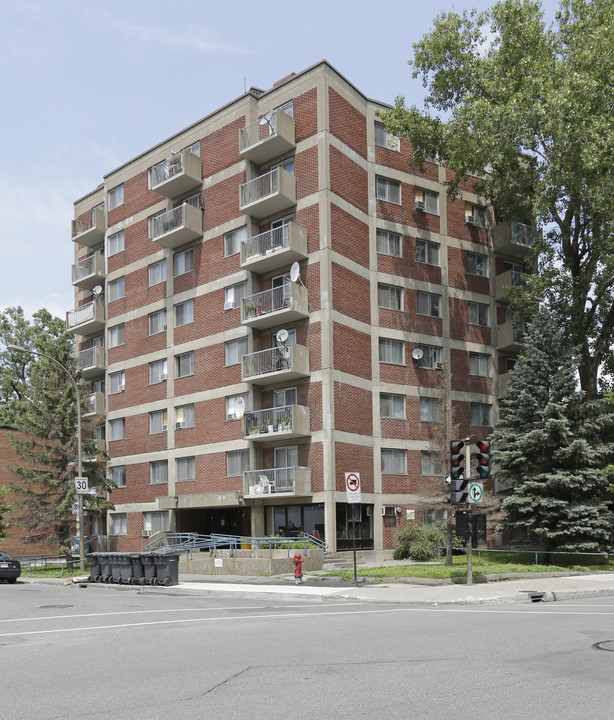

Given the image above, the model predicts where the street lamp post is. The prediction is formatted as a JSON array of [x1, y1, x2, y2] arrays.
[[6, 344, 86, 573]]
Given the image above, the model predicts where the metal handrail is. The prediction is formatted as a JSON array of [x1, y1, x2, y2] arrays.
[[151, 151, 193, 187], [437, 546, 614, 565], [242, 225, 289, 259], [242, 346, 290, 379], [242, 285, 291, 320], [245, 404, 293, 434], [240, 168, 279, 207], [145, 531, 327, 556]]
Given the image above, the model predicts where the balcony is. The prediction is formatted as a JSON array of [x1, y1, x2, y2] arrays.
[[240, 222, 307, 273], [239, 108, 296, 165], [243, 466, 311, 498], [72, 207, 106, 248], [497, 321, 525, 353], [244, 404, 310, 442], [66, 299, 105, 336], [76, 346, 105, 379], [239, 167, 296, 220], [241, 283, 308, 330], [150, 150, 202, 198], [493, 220, 540, 257], [82, 438, 106, 463], [151, 203, 202, 249], [497, 372, 511, 397], [84, 391, 105, 417], [495, 269, 529, 302], [242, 343, 309, 386], [72, 253, 105, 290]]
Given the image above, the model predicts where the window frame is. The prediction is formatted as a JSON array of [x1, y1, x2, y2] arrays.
[[379, 338, 405, 365], [173, 248, 194, 277], [421, 452, 445, 476], [148, 259, 167, 287], [148, 359, 167, 384], [227, 449, 250, 477], [375, 176, 401, 204], [108, 184, 124, 211], [416, 239, 440, 266], [225, 337, 249, 366], [148, 309, 167, 336], [469, 352, 491, 377], [174, 298, 194, 327], [468, 301, 490, 327], [176, 456, 196, 482], [111, 465, 126, 488], [376, 229, 402, 258], [108, 417, 125, 441], [149, 409, 168, 434], [175, 403, 195, 429], [417, 291, 442, 318], [225, 281, 248, 310], [174, 351, 194, 378], [150, 460, 169, 485], [419, 397, 441, 423], [108, 370, 125, 395], [109, 513, 127, 535], [108, 323, 125, 349], [466, 252, 487, 277], [377, 283, 403, 311], [415, 188, 439, 214], [380, 393, 405, 419], [107, 230, 124, 257], [470, 402, 492, 426], [381, 448, 407, 475], [374, 121, 400, 151], [226, 393, 249, 421], [224, 225, 247, 258]]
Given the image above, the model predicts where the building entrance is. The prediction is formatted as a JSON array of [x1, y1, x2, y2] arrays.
[[176, 507, 250, 536]]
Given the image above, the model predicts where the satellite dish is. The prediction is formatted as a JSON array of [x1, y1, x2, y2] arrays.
[[276, 328, 289, 345], [411, 348, 424, 361], [235, 397, 245, 420], [290, 262, 300, 283], [92, 285, 103, 297], [258, 110, 273, 126]]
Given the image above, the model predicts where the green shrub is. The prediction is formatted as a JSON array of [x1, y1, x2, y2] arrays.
[[394, 522, 456, 562]]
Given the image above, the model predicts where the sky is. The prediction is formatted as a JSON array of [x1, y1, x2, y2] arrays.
[[0, 0, 560, 321]]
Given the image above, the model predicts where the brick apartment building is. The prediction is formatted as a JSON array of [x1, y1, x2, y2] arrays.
[[68, 61, 534, 553]]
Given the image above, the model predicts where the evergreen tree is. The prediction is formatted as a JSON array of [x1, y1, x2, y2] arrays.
[[1, 307, 112, 549], [492, 309, 614, 551], [0, 487, 11, 540]]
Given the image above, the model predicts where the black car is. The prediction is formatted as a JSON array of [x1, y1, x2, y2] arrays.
[[0, 551, 21, 583]]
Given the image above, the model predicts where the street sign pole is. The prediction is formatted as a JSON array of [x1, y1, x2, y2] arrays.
[[345, 473, 361, 586], [465, 439, 472, 585]]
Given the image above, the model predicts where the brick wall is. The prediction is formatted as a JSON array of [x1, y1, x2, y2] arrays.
[[329, 146, 368, 213], [328, 88, 367, 158]]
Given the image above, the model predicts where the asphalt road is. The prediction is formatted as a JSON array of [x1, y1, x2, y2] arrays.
[[2, 582, 613, 720]]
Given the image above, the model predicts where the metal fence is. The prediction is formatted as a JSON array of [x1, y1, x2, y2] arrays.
[[438, 546, 614, 565]]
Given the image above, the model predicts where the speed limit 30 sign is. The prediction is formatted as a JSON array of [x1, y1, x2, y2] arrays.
[[75, 477, 89, 495]]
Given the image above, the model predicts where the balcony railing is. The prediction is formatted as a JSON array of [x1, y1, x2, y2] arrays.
[[72, 253, 105, 289], [71, 207, 106, 247], [150, 150, 201, 198], [244, 466, 311, 497], [76, 346, 105, 379], [66, 299, 105, 336], [241, 283, 308, 329], [495, 269, 529, 302], [240, 222, 308, 273], [239, 167, 296, 219], [151, 202, 202, 249], [239, 108, 295, 164], [244, 404, 310, 441], [497, 321, 525, 353], [84, 392, 105, 417], [493, 220, 540, 257], [242, 343, 309, 385]]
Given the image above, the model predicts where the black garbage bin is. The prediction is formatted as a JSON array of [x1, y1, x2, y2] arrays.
[[140, 552, 157, 586], [152, 551, 181, 586], [98, 553, 113, 583], [128, 553, 145, 585], [109, 553, 123, 583], [86, 553, 101, 582], [117, 554, 133, 584]]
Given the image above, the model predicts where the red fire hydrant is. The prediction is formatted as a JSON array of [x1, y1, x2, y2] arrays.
[[293, 553, 303, 585]]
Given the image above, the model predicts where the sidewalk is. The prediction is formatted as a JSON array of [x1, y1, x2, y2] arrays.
[[33, 569, 614, 606]]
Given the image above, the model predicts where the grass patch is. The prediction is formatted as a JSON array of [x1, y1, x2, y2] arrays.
[[21, 565, 90, 579]]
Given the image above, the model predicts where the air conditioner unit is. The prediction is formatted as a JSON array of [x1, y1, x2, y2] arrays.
[[467, 215, 476, 225], [176, 421, 184, 429], [142, 529, 151, 538], [159, 373, 167, 381], [435, 362, 443, 370], [414, 199, 425, 210], [118, 383, 125, 392], [382, 506, 396, 516], [224, 300, 234, 311]]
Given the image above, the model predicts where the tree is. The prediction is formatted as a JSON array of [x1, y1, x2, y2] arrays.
[[381, 0, 614, 398], [1, 307, 112, 550], [0, 487, 11, 540], [492, 308, 614, 551]]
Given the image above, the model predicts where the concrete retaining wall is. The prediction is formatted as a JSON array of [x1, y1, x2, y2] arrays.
[[179, 549, 324, 576]]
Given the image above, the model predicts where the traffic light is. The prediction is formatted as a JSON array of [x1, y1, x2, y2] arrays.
[[474, 440, 491, 478], [450, 440, 468, 504]]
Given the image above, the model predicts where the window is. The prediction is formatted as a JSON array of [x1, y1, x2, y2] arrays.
[[111, 465, 126, 488], [224, 226, 247, 257], [417, 344, 443, 369], [379, 338, 404, 365], [468, 302, 490, 327], [92, 335, 105, 348], [175, 351, 194, 378], [471, 402, 492, 426], [376, 229, 402, 257], [423, 508, 447, 526], [225, 337, 249, 366], [227, 449, 250, 477], [148, 210, 165, 238], [416, 239, 440, 266], [149, 309, 167, 335], [108, 370, 125, 394], [109, 513, 126, 535], [225, 281, 247, 310], [108, 323, 125, 348], [420, 397, 440, 422], [381, 448, 406, 474], [175, 403, 194, 428], [150, 460, 168, 484], [108, 184, 124, 210], [378, 283, 403, 311], [469, 352, 490, 377], [176, 456, 196, 482], [376, 176, 401, 204], [94, 424, 105, 441], [149, 259, 167, 286], [149, 409, 168, 434], [108, 230, 124, 256], [108, 418, 125, 441], [415, 188, 439, 214], [421, 452, 444, 476], [92, 378, 105, 393], [174, 299, 194, 327], [183, 193, 200, 209], [149, 359, 167, 384], [226, 394, 249, 421], [173, 248, 194, 276], [467, 252, 487, 277], [143, 511, 168, 534], [466, 202, 487, 228], [273, 387, 297, 408], [272, 157, 294, 174], [417, 291, 442, 318], [380, 393, 405, 419], [506, 358, 517, 372], [374, 121, 400, 151]]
